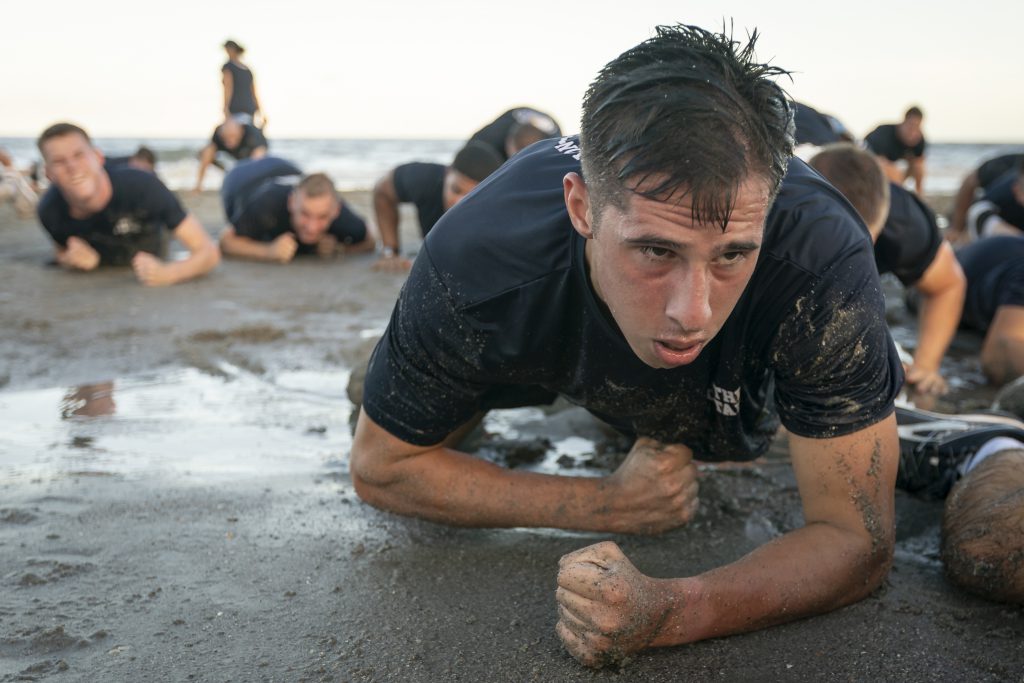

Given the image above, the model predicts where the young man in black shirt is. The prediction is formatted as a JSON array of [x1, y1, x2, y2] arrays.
[[964, 159, 1024, 240], [948, 153, 1024, 241], [36, 122, 220, 286], [193, 117, 268, 192], [219, 157, 373, 262], [371, 141, 503, 271], [809, 144, 966, 397], [352, 24, 902, 666], [864, 106, 927, 194], [469, 107, 562, 161]]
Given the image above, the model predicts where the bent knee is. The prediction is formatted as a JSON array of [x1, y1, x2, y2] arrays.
[[942, 539, 1024, 604]]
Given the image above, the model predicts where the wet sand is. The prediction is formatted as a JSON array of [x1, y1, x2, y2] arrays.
[[1, 192, 1023, 682]]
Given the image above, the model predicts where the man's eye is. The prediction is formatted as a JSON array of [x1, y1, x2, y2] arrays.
[[717, 251, 745, 264], [640, 246, 672, 259]]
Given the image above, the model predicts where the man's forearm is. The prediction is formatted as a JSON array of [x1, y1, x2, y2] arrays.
[[650, 522, 891, 646], [373, 195, 401, 251], [913, 288, 962, 372], [157, 243, 220, 284], [220, 233, 277, 261]]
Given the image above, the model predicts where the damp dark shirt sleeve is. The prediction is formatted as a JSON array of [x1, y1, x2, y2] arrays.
[[874, 183, 943, 286], [327, 203, 368, 244], [392, 162, 446, 236], [770, 240, 903, 439], [232, 185, 288, 241], [361, 246, 493, 446]]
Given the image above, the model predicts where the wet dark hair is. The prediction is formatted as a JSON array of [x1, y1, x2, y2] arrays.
[[507, 123, 551, 155], [37, 122, 92, 152], [579, 23, 794, 230], [451, 140, 504, 182], [133, 145, 157, 167], [224, 39, 245, 54], [904, 106, 924, 120]]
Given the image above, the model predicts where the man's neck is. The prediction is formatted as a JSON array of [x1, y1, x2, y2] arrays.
[[66, 172, 113, 219]]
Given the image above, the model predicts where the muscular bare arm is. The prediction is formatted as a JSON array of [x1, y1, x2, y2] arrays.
[[980, 305, 1024, 385], [350, 409, 699, 534], [132, 213, 220, 286], [556, 413, 898, 667], [194, 143, 218, 192], [370, 170, 411, 271], [219, 225, 297, 263], [947, 170, 980, 241], [905, 242, 966, 395]]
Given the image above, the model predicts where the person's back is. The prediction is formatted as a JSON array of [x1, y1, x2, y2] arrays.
[[469, 107, 561, 160]]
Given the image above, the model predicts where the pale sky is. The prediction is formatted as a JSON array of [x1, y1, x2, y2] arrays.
[[2, 0, 1020, 142]]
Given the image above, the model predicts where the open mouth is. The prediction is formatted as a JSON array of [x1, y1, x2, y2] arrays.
[[653, 339, 703, 366]]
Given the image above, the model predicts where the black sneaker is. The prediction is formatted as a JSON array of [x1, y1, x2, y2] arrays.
[[895, 406, 1024, 499]]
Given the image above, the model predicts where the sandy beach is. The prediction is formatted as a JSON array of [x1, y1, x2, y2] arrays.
[[1, 190, 1023, 682]]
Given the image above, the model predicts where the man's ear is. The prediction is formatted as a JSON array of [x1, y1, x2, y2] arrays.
[[563, 172, 594, 239]]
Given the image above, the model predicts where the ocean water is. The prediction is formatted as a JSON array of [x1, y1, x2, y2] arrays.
[[3, 136, 1023, 196]]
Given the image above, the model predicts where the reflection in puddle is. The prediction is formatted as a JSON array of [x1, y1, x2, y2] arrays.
[[0, 368, 353, 483]]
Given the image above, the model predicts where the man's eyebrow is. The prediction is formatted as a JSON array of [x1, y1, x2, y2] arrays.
[[622, 235, 762, 252]]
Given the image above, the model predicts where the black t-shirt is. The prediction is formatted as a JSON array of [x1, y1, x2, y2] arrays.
[[469, 108, 562, 160], [213, 124, 267, 160], [981, 172, 1024, 230], [37, 167, 187, 266], [223, 61, 257, 116], [392, 162, 446, 237], [956, 236, 1024, 332], [864, 124, 926, 161], [363, 137, 902, 458], [874, 183, 943, 285], [792, 101, 842, 146], [232, 181, 367, 252], [977, 153, 1024, 189]]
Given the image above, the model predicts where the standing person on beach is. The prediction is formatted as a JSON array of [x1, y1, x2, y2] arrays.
[[219, 156, 374, 262], [350, 24, 903, 667], [36, 123, 220, 286], [809, 144, 966, 397], [371, 140, 503, 271], [222, 39, 265, 128], [864, 106, 927, 194], [469, 107, 562, 161], [947, 153, 1024, 241], [193, 118, 268, 191]]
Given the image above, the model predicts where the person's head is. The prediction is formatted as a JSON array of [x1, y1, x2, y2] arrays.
[[37, 122, 110, 208], [442, 140, 505, 210], [288, 173, 340, 244], [216, 118, 244, 150], [808, 143, 890, 241], [223, 39, 244, 59], [898, 106, 924, 147], [569, 23, 794, 369], [130, 146, 157, 173], [506, 119, 558, 157]]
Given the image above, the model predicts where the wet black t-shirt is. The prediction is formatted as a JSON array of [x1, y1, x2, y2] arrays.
[[392, 162, 445, 237], [865, 124, 926, 161], [977, 154, 1024, 189], [37, 167, 187, 266], [874, 183, 943, 285], [956, 236, 1024, 332], [232, 181, 367, 252], [981, 172, 1024, 230], [470, 108, 562, 160], [792, 101, 842, 146], [213, 124, 267, 160], [363, 137, 902, 459]]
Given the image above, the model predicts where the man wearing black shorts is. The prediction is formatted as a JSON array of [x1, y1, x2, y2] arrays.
[[194, 117, 269, 192], [964, 159, 1024, 240], [219, 157, 373, 262], [956, 235, 1024, 384], [371, 141, 503, 271], [36, 122, 220, 286], [948, 153, 1024, 240], [809, 144, 966, 397], [865, 106, 927, 194], [352, 24, 902, 667], [469, 106, 562, 161]]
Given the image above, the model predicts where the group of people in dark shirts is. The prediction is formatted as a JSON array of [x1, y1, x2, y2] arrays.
[[25, 24, 1024, 668]]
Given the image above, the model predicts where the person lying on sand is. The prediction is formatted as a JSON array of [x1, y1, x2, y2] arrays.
[[350, 24, 904, 668], [947, 153, 1024, 242], [103, 145, 157, 174], [219, 156, 374, 262], [468, 106, 562, 161], [896, 406, 1024, 604], [35, 122, 220, 286], [809, 144, 966, 397], [194, 117, 268, 192], [371, 140, 503, 272]]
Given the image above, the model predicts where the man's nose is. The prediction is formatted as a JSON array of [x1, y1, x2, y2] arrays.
[[665, 265, 712, 331]]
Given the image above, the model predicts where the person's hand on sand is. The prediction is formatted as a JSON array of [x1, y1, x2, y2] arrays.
[[269, 233, 298, 263], [556, 541, 669, 668], [56, 236, 100, 271], [132, 252, 174, 287], [601, 437, 699, 534], [372, 254, 413, 272], [905, 363, 948, 397], [315, 234, 339, 259]]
